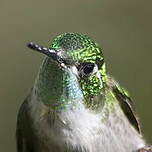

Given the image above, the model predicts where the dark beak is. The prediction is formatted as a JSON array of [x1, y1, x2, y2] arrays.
[[27, 42, 65, 64]]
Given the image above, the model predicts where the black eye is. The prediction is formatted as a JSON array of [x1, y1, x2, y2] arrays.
[[78, 62, 95, 77]]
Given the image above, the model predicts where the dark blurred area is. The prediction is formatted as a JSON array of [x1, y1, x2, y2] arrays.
[[0, 0, 152, 151]]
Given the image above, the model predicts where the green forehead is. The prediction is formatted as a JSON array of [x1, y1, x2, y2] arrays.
[[50, 33, 104, 63]]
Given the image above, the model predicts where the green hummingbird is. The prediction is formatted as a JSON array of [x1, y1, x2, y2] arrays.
[[16, 33, 152, 152]]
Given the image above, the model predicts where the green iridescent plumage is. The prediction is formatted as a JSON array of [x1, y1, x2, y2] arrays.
[[50, 33, 107, 104], [16, 33, 151, 152]]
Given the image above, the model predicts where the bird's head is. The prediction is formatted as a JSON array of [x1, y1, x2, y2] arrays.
[[28, 33, 107, 110]]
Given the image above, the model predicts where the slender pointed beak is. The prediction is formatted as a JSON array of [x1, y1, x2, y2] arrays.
[[27, 42, 65, 64]]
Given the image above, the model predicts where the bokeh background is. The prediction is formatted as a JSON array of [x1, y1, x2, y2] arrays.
[[0, 0, 152, 151]]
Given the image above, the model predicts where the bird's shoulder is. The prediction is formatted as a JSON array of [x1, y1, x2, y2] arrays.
[[16, 92, 37, 152], [106, 76, 141, 133]]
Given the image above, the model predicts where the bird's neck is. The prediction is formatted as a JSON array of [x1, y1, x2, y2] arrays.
[[33, 57, 84, 112]]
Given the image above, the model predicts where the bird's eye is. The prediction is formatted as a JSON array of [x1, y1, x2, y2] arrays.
[[78, 62, 95, 77]]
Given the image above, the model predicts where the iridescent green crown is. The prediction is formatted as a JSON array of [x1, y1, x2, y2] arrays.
[[51, 33, 107, 100]]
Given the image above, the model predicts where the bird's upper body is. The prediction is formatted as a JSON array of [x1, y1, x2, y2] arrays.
[[16, 33, 151, 152]]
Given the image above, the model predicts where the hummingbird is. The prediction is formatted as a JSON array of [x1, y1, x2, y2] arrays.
[[16, 33, 152, 152]]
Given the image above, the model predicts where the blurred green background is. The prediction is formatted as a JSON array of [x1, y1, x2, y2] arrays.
[[0, 0, 152, 151]]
